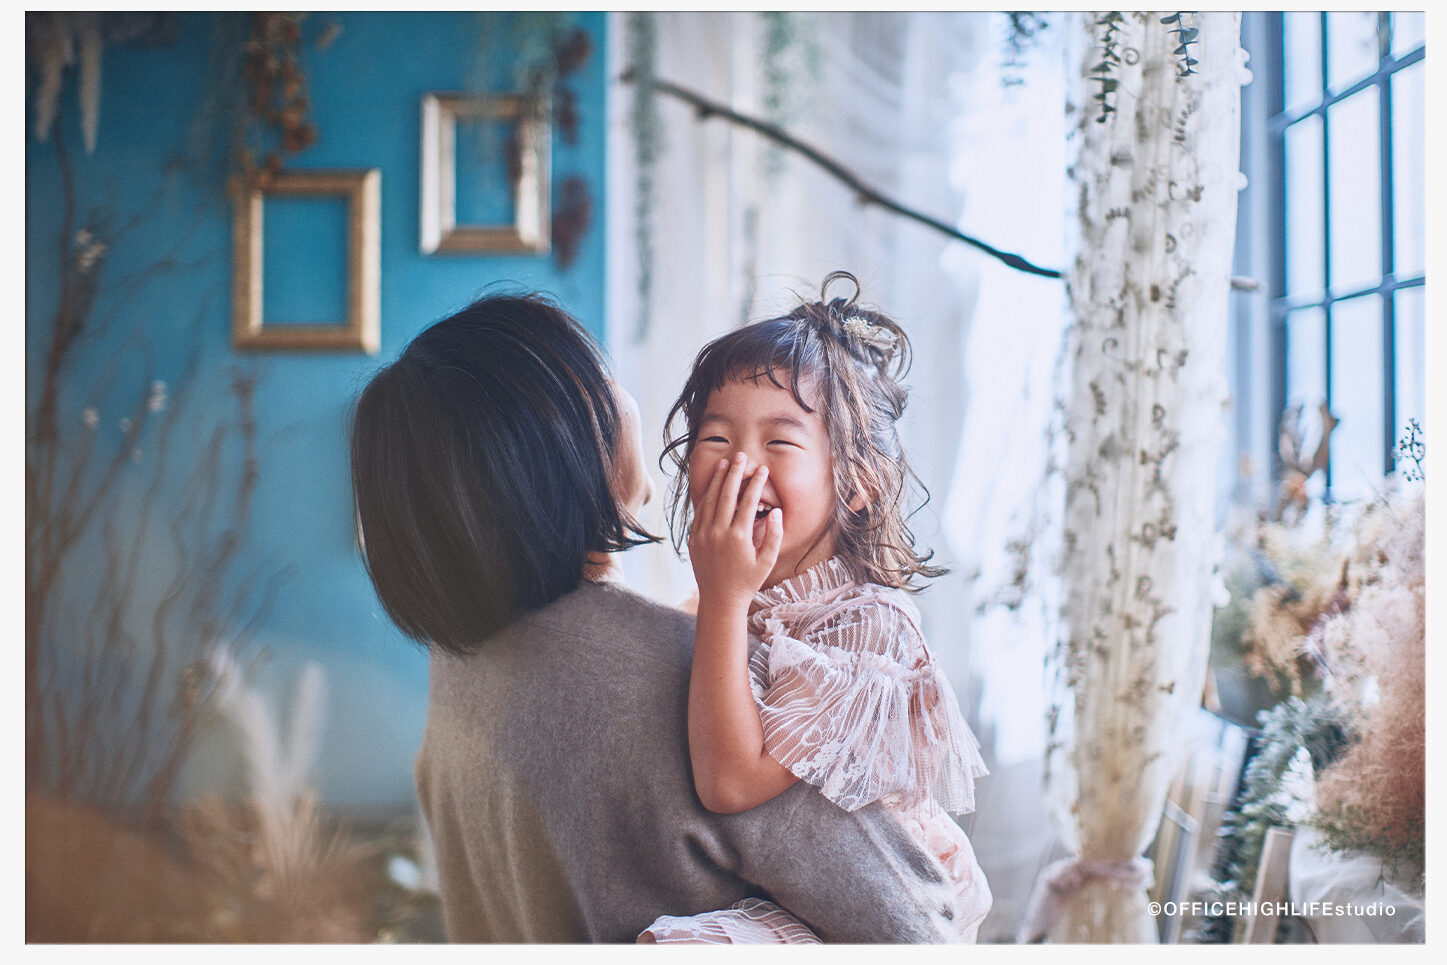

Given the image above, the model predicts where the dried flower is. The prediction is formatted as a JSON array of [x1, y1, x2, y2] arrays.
[[1221, 516, 1347, 695], [73, 228, 108, 273], [1311, 492, 1425, 884]]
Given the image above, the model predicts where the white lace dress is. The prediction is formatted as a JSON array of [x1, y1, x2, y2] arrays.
[[641, 558, 991, 944]]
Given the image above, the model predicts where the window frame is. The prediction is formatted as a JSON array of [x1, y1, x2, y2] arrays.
[[1259, 11, 1426, 490]]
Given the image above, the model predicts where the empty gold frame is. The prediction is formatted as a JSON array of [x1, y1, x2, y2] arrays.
[[420, 93, 551, 254], [232, 169, 381, 354]]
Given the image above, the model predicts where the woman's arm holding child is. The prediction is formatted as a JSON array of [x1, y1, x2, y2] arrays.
[[687, 455, 798, 813]]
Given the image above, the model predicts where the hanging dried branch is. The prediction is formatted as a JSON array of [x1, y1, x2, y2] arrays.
[[233, 12, 319, 190], [620, 68, 1064, 279]]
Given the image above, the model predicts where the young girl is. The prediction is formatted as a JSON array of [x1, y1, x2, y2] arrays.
[[638, 272, 991, 944]]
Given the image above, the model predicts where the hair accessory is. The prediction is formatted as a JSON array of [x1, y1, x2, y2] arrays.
[[838, 312, 898, 352]]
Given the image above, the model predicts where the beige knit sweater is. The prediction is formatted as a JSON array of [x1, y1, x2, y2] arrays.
[[415, 579, 964, 943]]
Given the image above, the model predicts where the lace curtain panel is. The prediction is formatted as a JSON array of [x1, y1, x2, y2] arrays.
[[1023, 12, 1246, 943]]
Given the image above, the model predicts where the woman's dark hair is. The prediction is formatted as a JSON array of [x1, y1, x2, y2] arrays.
[[662, 271, 946, 591], [350, 292, 656, 655]]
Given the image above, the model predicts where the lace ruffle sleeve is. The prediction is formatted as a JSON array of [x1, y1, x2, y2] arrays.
[[748, 594, 987, 814]]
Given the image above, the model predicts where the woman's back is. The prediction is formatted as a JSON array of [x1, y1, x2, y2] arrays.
[[416, 579, 968, 943], [418, 580, 721, 941]]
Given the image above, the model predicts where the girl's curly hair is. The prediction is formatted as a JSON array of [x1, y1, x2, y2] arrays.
[[662, 271, 945, 591]]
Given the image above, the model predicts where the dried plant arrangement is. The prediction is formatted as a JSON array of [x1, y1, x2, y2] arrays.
[[1309, 489, 1426, 887], [25, 135, 274, 827], [1200, 461, 1426, 939]]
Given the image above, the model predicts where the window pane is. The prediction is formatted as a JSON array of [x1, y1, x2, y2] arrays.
[[1285, 115, 1324, 298], [1328, 294, 1386, 495], [1391, 11, 1425, 59], [1393, 287, 1425, 455], [1327, 89, 1382, 295], [1284, 12, 1323, 115], [1286, 306, 1326, 410], [1392, 61, 1425, 278], [1326, 11, 1380, 92]]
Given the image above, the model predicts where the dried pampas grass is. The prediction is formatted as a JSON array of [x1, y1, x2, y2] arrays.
[[180, 792, 376, 942]]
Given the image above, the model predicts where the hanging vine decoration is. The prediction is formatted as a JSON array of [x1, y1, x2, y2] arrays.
[[1001, 12, 1049, 90], [626, 12, 661, 339], [759, 12, 820, 176], [1160, 12, 1201, 77], [761, 12, 791, 128], [1090, 12, 1125, 123]]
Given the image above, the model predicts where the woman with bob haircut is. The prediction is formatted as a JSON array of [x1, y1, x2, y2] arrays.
[[350, 292, 966, 943]]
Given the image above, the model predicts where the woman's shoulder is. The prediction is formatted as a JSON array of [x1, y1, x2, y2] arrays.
[[508, 579, 696, 661], [575, 576, 692, 623]]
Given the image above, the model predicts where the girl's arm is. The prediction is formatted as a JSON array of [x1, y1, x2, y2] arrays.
[[687, 454, 798, 814]]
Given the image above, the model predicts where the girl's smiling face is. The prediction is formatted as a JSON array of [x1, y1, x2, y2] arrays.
[[688, 376, 842, 588]]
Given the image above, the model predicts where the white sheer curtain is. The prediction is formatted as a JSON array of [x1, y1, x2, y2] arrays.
[[605, 11, 986, 619]]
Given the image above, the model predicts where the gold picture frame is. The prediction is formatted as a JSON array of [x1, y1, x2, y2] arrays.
[[420, 92, 551, 255], [232, 169, 381, 354]]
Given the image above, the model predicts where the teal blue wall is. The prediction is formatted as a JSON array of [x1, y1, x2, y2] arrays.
[[26, 12, 609, 809]]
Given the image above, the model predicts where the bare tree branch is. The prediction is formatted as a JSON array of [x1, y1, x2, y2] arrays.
[[621, 69, 1064, 279]]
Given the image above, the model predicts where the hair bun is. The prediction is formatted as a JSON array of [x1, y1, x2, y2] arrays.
[[820, 270, 862, 307]]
